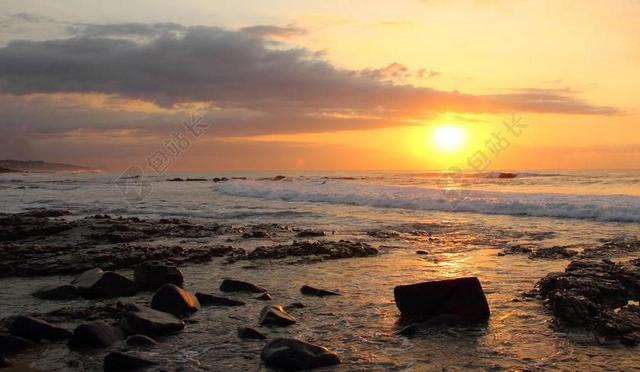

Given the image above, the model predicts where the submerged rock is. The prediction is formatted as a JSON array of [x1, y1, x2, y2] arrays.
[[120, 304, 185, 336], [104, 352, 156, 371], [259, 305, 297, 327], [529, 246, 578, 260], [394, 277, 490, 323], [150, 284, 200, 317], [295, 229, 325, 238], [237, 326, 267, 340], [261, 338, 340, 370], [8, 316, 72, 342], [219, 279, 267, 293], [248, 240, 378, 261], [68, 321, 125, 349], [73, 268, 137, 298], [126, 334, 158, 347], [134, 264, 183, 289], [300, 285, 340, 297], [0, 334, 36, 355], [32, 284, 79, 300], [195, 293, 245, 306]]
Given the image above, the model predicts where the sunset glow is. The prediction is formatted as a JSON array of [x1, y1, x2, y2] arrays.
[[432, 126, 467, 153]]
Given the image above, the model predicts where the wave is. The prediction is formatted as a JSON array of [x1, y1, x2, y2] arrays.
[[215, 180, 640, 223]]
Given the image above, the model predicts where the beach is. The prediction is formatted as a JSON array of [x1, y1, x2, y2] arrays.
[[1, 171, 640, 370]]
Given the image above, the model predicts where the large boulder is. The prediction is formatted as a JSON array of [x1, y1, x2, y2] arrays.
[[220, 279, 266, 293], [120, 304, 185, 336], [68, 321, 125, 349], [0, 334, 36, 355], [32, 284, 79, 300], [300, 285, 340, 297], [134, 264, 184, 289], [195, 293, 245, 307], [73, 268, 137, 298], [8, 316, 72, 342], [394, 277, 490, 322], [261, 338, 340, 370], [259, 305, 296, 327], [104, 352, 156, 371], [150, 284, 200, 316]]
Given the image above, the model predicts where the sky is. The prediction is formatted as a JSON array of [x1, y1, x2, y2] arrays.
[[0, 0, 638, 171]]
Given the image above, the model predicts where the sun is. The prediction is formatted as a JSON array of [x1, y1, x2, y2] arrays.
[[431, 125, 467, 152]]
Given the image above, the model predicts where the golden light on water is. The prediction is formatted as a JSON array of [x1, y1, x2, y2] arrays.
[[431, 125, 467, 153]]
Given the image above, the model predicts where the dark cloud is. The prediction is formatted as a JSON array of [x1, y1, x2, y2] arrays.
[[0, 23, 619, 118], [240, 25, 307, 38]]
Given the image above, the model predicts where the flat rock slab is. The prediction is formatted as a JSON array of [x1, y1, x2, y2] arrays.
[[8, 316, 72, 342], [300, 285, 340, 297], [150, 284, 200, 317], [261, 338, 340, 370], [195, 293, 245, 306], [120, 304, 185, 336], [104, 352, 156, 371], [394, 277, 490, 323], [220, 279, 267, 293]]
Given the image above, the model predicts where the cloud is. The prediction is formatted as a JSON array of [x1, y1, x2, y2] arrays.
[[240, 25, 307, 38], [0, 24, 617, 119]]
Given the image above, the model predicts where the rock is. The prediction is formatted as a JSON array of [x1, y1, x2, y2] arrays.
[[529, 246, 577, 260], [242, 229, 270, 239], [295, 229, 325, 238], [248, 240, 378, 261], [0, 355, 12, 368], [497, 245, 532, 256], [219, 279, 266, 294], [150, 284, 200, 316], [300, 285, 340, 297], [126, 334, 158, 347], [68, 321, 125, 349], [134, 264, 184, 289], [256, 293, 273, 301], [261, 338, 340, 370], [104, 352, 156, 371], [8, 316, 72, 342], [120, 304, 185, 336], [237, 327, 267, 340], [415, 250, 429, 255], [394, 277, 490, 322], [531, 258, 640, 344], [285, 303, 306, 310], [73, 268, 137, 298], [32, 284, 79, 300], [0, 334, 36, 355], [497, 172, 517, 179], [195, 293, 245, 307], [396, 324, 418, 336], [259, 305, 296, 327]]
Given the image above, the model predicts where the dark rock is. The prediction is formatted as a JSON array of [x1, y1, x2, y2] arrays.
[[300, 285, 340, 297], [195, 293, 245, 306], [497, 245, 532, 256], [150, 284, 200, 316], [68, 321, 125, 349], [8, 316, 72, 341], [0, 355, 12, 368], [120, 304, 185, 336], [126, 334, 158, 347], [185, 178, 207, 181], [261, 338, 340, 370], [366, 230, 400, 239], [237, 327, 267, 340], [248, 240, 378, 261], [394, 277, 490, 322], [32, 284, 79, 300], [529, 246, 577, 260], [134, 264, 183, 289], [220, 279, 266, 293], [396, 324, 418, 336], [0, 334, 36, 355], [285, 303, 306, 310], [104, 352, 156, 371], [73, 268, 137, 298], [256, 293, 273, 301], [166, 178, 184, 182], [242, 229, 270, 239], [259, 305, 296, 327], [295, 229, 325, 238], [497, 172, 517, 179], [415, 250, 429, 255]]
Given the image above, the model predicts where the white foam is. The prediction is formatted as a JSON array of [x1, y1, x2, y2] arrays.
[[215, 179, 640, 223]]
